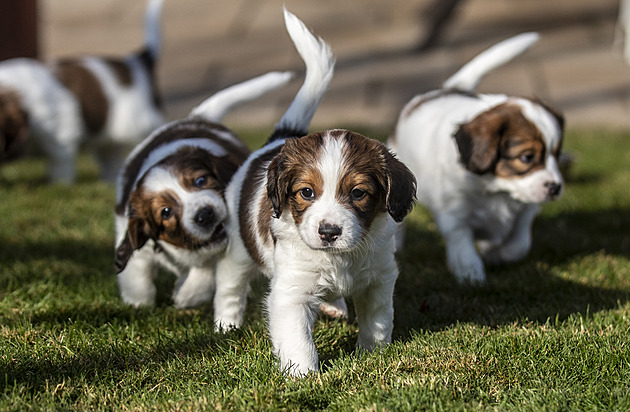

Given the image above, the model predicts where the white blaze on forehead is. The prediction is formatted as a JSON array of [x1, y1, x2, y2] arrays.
[[298, 131, 365, 250], [317, 131, 347, 199]]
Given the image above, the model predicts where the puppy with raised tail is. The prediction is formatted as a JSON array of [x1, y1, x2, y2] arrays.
[[0, 0, 165, 183], [390, 33, 564, 284], [114, 70, 293, 309], [215, 9, 416, 377]]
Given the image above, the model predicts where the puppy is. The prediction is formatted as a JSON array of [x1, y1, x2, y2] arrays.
[[214, 10, 416, 377], [0, 0, 164, 183], [389, 33, 564, 284], [114, 70, 292, 308]]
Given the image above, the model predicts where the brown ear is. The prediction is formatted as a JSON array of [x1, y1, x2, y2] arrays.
[[454, 108, 507, 174], [114, 216, 150, 274], [383, 149, 417, 222], [0, 93, 29, 162], [266, 153, 289, 219]]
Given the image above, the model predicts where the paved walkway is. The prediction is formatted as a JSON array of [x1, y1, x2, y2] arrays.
[[41, 0, 630, 131]]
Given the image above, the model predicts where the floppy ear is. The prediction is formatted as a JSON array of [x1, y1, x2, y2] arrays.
[[114, 216, 150, 274], [383, 149, 417, 223], [454, 108, 507, 174], [266, 153, 289, 219], [0, 96, 29, 162]]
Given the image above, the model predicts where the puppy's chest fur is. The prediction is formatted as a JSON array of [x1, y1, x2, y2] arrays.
[[272, 214, 386, 295]]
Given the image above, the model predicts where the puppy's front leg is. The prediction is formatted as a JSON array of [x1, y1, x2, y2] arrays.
[[437, 215, 486, 284], [173, 265, 216, 309], [353, 268, 397, 351], [482, 204, 539, 265], [117, 247, 157, 307], [213, 249, 256, 330], [267, 272, 319, 377]]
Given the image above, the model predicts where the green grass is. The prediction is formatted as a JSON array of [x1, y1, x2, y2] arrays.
[[1, 128, 630, 410]]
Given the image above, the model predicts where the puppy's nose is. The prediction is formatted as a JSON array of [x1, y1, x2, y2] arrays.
[[194, 207, 215, 228], [318, 222, 342, 243], [545, 182, 562, 199]]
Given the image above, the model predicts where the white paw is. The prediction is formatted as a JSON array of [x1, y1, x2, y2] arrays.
[[173, 285, 212, 309], [449, 252, 487, 284]]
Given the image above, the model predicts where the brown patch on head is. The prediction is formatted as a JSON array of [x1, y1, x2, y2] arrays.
[[54, 59, 108, 135], [116, 183, 183, 273], [337, 130, 416, 224], [454, 103, 547, 178], [129, 185, 185, 246], [267, 133, 324, 225], [0, 89, 28, 162]]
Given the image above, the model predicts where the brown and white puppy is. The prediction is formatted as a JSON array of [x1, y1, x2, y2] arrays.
[[0, 0, 164, 183], [389, 33, 565, 284], [114, 71, 292, 308], [214, 10, 416, 377]]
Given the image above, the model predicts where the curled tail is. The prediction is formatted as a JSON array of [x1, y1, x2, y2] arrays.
[[443, 32, 539, 92], [143, 0, 164, 62], [189, 71, 294, 122], [269, 8, 336, 142]]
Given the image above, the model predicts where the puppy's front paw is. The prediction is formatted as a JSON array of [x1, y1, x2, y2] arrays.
[[173, 283, 213, 309], [448, 251, 486, 284], [482, 241, 530, 266]]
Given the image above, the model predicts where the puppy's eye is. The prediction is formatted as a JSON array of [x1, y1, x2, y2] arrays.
[[194, 176, 208, 188], [161, 207, 173, 220], [519, 153, 536, 164], [299, 187, 315, 200], [350, 188, 366, 201]]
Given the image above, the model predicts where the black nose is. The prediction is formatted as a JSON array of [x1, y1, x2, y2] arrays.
[[545, 182, 562, 198], [194, 207, 215, 228], [318, 222, 342, 243]]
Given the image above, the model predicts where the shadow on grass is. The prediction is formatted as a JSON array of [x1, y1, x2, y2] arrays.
[[392, 204, 630, 338], [0, 322, 256, 395]]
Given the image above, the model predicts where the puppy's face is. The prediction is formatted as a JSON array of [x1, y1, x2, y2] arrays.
[[454, 99, 564, 203], [116, 147, 238, 271], [267, 130, 416, 251]]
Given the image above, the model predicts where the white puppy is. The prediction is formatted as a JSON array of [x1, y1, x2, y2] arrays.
[[214, 10, 416, 377], [114, 70, 292, 309], [390, 33, 565, 284], [0, 0, 165, 183]]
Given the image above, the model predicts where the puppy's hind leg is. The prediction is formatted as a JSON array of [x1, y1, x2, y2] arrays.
[[47, 143, 77, 184], [353, 269, 397, 351]]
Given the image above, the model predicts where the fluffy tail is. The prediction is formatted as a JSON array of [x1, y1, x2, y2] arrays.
[[143, 0, 164, 61], [269, 8, 336, 141], [189, 71, 294, 122], [443, 32, 539, 92]]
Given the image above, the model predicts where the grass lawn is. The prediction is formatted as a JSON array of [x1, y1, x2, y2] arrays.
[[0, 128, 629, 410]]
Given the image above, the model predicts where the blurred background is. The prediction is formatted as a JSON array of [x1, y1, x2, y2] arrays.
[[4, 0, 629, 131]]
